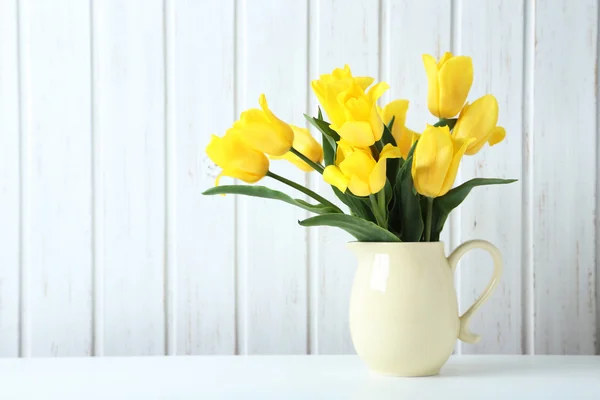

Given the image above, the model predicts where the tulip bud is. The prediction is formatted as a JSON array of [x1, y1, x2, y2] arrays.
[[423, 52, 473, 119], [206, 130, 269, 185], [232, 94, 294, 156], [411, 125, 471, 197]]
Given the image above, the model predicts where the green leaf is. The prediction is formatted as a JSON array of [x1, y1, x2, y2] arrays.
[[385, 157, 400, 190], [384, 179, 393, 211], [433, 118, 458, 130], [331, 187, 376, 223], [304, 113, 340, 142], [298, 214, 401, 242], [430, 178, 518, 238], [305, 113, 338, 166], [392, 156, 424, 242], [322, 131, 335, 167], [203, 185, 341, 215], [381, 117, 397, 147]]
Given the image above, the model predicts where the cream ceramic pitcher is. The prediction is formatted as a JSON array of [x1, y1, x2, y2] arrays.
[[348, 240, 502, 377]]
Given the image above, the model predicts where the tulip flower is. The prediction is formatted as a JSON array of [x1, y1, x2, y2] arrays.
[[452, 94, 507, 155], [206, 130, 269, 185], [312, 66, 389, 148], [271, 125, 324, 172], [324, 144, 401, 197], [311, 65, 375, 127], [411, 125, 471, 198], [381, 100, 420, 159], [331, 81, 389, 147], [423, 52, 473, 119], [231, 94, 294, 156]]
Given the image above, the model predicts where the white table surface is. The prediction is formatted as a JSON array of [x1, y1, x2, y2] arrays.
[[0, 355, 598, 399]]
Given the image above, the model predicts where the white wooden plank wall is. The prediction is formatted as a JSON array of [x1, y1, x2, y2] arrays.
[[457, 0, 524, 355], [0, 0, 597, 357], [0, 0, 20, 357], [21, 0, 93, 356], [93, 0, 166, 356]]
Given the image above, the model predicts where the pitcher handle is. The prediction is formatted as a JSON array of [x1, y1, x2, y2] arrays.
[[447, 240, 503, 344]]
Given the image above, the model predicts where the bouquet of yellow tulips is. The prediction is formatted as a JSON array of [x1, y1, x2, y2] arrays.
[[203, 53, 516, 242]]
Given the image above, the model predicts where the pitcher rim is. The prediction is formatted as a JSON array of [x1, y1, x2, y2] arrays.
[[346, 241, 445, 249]]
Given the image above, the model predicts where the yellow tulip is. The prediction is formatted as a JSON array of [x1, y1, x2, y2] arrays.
[[423, 52, 473, 119], [271, 125, 323, 172], [206, 130, 269, 185], [381, 100, 420, 159], [312, 65, 389, 148], [324, 144, 401, 197], [452, 94, 506, 155], [231, 94, 294, 156], [411, 125, 471, 198], [331, 81, 389, 147], [311, 65, 374, 127]]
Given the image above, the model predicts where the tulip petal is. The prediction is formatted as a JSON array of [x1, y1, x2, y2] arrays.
[[234, 95, 293, 156], [356, 76, 375, 91], [323, 165, 350, 193], [258, 94, 275, 121], [369, 159, 387, 194], [339, 150, 376, 180], [411, 125, 453, 197], [335, 121, 376, 147], [437, 56, 473, 118], [454, 94, 499, 155], [206, 132, 269, 185], [271, 125, 323, 171], [437, 51, 453, 67], [382, 99, 409, 127], [488, 126, 506, 146], [232, 124, 289, 156], [240, 108, 269, 124], [369, 105, 385, 142], [366, 81, 390, 103], [398, 127, 421, 159], [439, 137, 471, 196], [347, 175, 371, 197], [379, 143, 402, 160], [382, 99, 409, 152], [423, 54, 441, 118]]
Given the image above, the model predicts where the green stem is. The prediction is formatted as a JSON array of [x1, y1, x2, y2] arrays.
[[376, 190, 388, 229], [267, 171, 342, 213], [290, 147, 324, 174], [425, 197, 434, 242], [369, 194, 387, 228]]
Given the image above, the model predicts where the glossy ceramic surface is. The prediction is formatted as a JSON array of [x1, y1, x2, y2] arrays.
[[348, 240, 502, 377]]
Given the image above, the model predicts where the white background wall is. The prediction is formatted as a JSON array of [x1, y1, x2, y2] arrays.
[[0, 0, 598, 357]]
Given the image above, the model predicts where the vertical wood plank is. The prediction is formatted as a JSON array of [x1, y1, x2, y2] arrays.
[[0, 0, 20, 357], [171, 0, 236, 355], [533, 0, 597, 354], [457, 0, 524, 354], [21, 0, 93, 356], [240, 0, 309, 354], [94, 0, 166, 355], [384, 0, 454, 352], [385, 0, 451, 131], [314, 0, 380, 354], [384, 0, 452, 251]]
